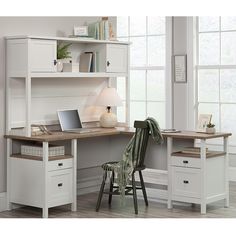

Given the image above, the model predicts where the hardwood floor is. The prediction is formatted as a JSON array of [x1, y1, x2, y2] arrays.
[[1, 182, 236, 218]]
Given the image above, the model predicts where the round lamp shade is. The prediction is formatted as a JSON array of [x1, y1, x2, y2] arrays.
[[95, 87, 122, 107]]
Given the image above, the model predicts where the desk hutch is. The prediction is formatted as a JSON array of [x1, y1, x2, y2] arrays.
[[5, 35, 130, 217]]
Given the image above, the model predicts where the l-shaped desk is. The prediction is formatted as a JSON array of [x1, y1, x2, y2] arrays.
[[5, 127, 231, 217]]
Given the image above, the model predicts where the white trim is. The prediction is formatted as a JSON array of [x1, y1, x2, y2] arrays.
[[0, 192, 7, 212], [5, 35, 130, 45], [165, 16, 173, 129], [187, 16, 196, 130], [229, 167, 236, 181]]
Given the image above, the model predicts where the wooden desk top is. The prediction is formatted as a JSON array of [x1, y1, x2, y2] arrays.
[[161, 130, 232, 139], [4, 127, 231, 142]]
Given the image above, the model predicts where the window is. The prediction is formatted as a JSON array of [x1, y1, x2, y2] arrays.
[[196, 17, 236, 144], [116, 16, 166, 128]]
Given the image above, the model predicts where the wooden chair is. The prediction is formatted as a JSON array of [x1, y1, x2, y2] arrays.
[[96, 120, 150, 214]]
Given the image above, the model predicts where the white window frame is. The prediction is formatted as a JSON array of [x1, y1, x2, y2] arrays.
[[187, 16, 236, 152], [116, 16, 173, 128]]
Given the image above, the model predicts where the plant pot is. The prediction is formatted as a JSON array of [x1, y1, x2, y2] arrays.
[[206, 127, 215, 134], [57, 59, 64, 72]]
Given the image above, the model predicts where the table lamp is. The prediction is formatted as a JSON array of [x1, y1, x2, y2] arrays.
[[96, 87, 122, 127]]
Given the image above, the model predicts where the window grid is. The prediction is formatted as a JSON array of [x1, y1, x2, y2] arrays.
[[196, 17, 236, 143], [117, 16, 166, 127]]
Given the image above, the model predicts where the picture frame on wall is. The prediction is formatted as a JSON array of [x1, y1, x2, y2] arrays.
[[196, 114, 212, 132], [174, 55, 187, 83]]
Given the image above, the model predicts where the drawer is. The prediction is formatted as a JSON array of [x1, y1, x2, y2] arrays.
[[48, 169, 73, 207], [172, 156, 200, 168], [48, 158, 73, 172], [172, 166, 200, 198]]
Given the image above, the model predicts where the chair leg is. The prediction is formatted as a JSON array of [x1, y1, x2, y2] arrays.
[[132, 173, 138, 214], [108, 171, 114, 205], [139, 170, 148, 206], [96, 171, 107, 212]]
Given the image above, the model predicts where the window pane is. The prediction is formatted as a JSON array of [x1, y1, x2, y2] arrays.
[[130, 101, 146, 126], [147, 102, 165, 128], [130, 70, 146, 100], [198, 103, 220, 130], [147, 16, 165, 35], [117, 16, 128, 37], [130, 16, 146, 36], [117, 101, 126, 123], [130, 36, 146, 66], [221, 16, 236, 31], [220, 69, 236, 103], [221, 32, 236, 65], [147, 70, 165, 101], [198, 16, 219, 32], [199, 33, 220, 65], [198, 69, 219, 102], [147, 36, 165, 66], [116, 77, 126, 100], [221, 104, 236, 144]]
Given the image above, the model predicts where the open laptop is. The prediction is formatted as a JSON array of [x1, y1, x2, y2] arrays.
[[57, 109, 99, 133]]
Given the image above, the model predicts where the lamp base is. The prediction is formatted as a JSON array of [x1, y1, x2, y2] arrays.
[[100, 111, 117, 128]]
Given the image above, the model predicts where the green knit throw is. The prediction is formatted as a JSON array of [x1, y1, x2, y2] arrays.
[[104, 117, 163, 201]]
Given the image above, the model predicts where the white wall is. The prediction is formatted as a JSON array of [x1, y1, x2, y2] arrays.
[[0, 16, 116, 192], [173, 17, 188, 130]]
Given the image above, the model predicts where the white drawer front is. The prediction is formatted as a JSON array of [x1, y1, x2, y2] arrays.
[[48, 169, 73, 207], [48, 158, 73, 172], [172, 156, 200, 169], [172, 167, 200, 198]]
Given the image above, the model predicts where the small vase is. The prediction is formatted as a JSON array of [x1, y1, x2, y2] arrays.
[[206, 127, 215, 134], [57, 59, 63, 72]]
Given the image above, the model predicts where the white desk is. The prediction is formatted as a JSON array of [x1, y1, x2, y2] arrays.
[[5, 128, 231, 217], [164, 131, 231, 214]]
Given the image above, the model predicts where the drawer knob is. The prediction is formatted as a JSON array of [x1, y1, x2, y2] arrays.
[[54, 59, 57, 66], [183, 160, 188, 164], [107, 61, 110, 67], [183, 180, 189, 184], [58, 163, 63, 166], [58, 183, 63, 187]]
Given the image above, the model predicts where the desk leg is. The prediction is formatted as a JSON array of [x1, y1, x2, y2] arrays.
[[224, 137, 229, 208], [6, 139, 12, 210], [200, 139, 206, 214], [42, 142, 49, 218], [167, 137, 173, 209], [71, 139, 77, 212]]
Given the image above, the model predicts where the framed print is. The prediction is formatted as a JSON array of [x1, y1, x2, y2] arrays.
[[196, 114, 212, 132], [174, 55, 187, 83]]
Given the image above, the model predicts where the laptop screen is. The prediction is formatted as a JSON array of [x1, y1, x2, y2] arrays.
[[57, 109, 82, 131]]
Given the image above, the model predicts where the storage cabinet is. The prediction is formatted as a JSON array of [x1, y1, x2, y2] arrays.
[[171, 152, 227, 211], [7, 138, 77, 218], [106, 44, 127, 73], [5, 36, 130, 137], [48, 168, 73, 207], [30, 39, 57, 72]]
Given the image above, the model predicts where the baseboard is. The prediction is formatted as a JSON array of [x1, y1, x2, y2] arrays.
[[229, 167, 236, 181], [0, 192, 7, 211]]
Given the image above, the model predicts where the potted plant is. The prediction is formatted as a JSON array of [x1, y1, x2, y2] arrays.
[[206, 122, 215, 134], [57, 43, 72, 72]]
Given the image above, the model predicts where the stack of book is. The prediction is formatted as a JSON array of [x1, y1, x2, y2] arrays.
[[79, 51, 99, 72], [21, 145, 65, 157], [88, 18, 110, 40], [181, 147, 210, 155]]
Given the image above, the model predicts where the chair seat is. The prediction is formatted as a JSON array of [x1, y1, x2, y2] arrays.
[[101, 161, 119, 171]]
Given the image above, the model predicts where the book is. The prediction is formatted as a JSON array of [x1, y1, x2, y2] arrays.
[[79, 53, 92, 72], [180, 147, 210, 155]]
